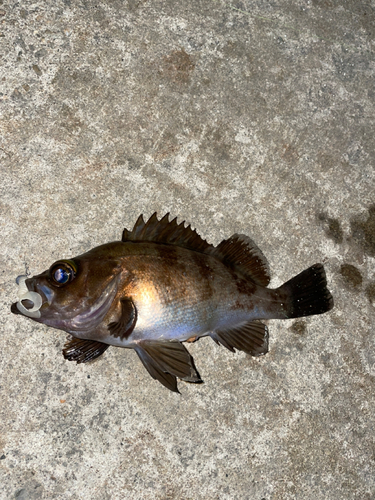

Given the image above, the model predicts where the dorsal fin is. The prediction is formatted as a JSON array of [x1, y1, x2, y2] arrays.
[[122, 213, 213, 254], [123, 215, 270, 285], [207, 234, 270, 286]]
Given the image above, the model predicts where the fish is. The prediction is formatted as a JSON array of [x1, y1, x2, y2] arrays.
[[11, 213, 334, 392]]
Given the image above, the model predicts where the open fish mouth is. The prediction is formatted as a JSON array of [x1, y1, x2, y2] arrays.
[[13, 275, 43, 319]]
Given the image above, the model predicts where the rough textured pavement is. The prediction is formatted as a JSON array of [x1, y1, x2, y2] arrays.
[[1, 1, 374, 499]]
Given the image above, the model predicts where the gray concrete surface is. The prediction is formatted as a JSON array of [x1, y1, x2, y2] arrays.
[[1, 0, 374, 498]]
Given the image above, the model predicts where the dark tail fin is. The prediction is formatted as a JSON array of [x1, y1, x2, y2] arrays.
[[276, 264, 334, 319]]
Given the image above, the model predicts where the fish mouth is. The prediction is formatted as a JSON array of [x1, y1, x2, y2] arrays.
[[11, 275, 43, 319]]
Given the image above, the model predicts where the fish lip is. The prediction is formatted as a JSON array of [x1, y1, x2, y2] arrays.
[[24, 278, 51, 306], [12, 275, 46, 319], [11, 301, 22, 315], [10, 300, 38, 315]]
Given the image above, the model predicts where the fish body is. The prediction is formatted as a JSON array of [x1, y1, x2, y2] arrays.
[[11, 214, 333, 392]]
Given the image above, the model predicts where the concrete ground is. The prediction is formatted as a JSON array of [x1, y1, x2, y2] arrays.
[[1, 0, 374, 498]]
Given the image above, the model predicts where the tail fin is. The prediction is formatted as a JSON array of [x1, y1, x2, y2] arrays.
[[276, 264, 333, 319]]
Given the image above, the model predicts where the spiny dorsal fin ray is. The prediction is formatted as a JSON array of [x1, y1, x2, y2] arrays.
[[123, 215, 269, 285], [122, 213, 213, 254], [207, 234, 271, 286]]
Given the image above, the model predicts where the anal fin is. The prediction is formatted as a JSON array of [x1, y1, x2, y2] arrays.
[[211, 321, 269, 357], [63, 336, 109, 363], [135, 341, 203, 392]]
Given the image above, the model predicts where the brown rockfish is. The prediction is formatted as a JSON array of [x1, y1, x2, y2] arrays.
[[11, 213, 333, 392]]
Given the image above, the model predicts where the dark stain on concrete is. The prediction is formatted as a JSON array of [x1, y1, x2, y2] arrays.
[[14, 480, 44, 500], [290, 320, 307, 335], [317, 212, 343, 244], [340, 264, 363, 289], [350, 205, 375, 257], [32, 64, 42, 76], [59, 104, 84, 132], [127, 0, 148, 12], [317, 151, 336, 172], [365, 282, 375, 305], [161, 49, 195, 84], [154, 130, 180, 161], [222, 40, 254, 64], [281, 143, 299, 164], [316, 152, 350, 173], [200, 123, 233, 163]]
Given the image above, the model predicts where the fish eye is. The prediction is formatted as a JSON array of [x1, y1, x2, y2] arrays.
[[49, 260, 78, 286]]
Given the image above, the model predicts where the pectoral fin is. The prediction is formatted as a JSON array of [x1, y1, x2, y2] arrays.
[[108, 298, 137, 340], [211, 321, 269, 356], [63, 336, 109, 363], [135, 341, 203, 392]]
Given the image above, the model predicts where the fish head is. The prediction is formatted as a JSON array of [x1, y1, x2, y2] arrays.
[[11, 255, 121, 334]]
